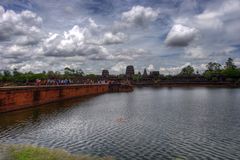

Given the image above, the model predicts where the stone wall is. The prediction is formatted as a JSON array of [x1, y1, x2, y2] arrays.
[[0, 84, 109, 113]]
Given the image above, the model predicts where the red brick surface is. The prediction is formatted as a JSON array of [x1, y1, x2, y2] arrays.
[[0, 85, 109, 113]]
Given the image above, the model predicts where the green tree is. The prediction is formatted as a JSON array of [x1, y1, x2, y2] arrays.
[[203, 62, 222, 80], [2, 70, 12, 82], [85, 74, 97, 81], [3, 70, 11, 77], [221, 68, 240, 78], [132, 73, 141, 81], [222, 58, 240, 78], [75, 69, 84, 76], [12, 68, 25, 84], [225, 57, 236, 69], [207, 62, 221, 71], [54, 71, 62, 79], [179, 65, 194, 76], [47, 71, 55, 79], [64, 67, 75, 75], [13, 68, 21, 76], [0, 72, 3, 83], [64, 67, 75, 79]]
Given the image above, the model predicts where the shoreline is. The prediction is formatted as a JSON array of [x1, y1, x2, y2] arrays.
[[133, 82, 240, 88], [1, 81, 239, 89]]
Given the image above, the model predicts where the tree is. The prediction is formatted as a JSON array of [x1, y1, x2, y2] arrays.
[[221, 68, 240, 78], [179, 65, 194, 76], [75, 69, 84, 76], [222, 58, 240, 78], [225, 58, 236, 69], [203, 62, 222, 81], [47, 71, 55, 79], [13, 68, 21, 76], [12, 68, 24, 83], [85, 74, 97, 80], [64, 67, 75, 78], [0, 72, 3, 83], [3, 70, 11, 77], [54, 71, 62, 79], [2, 70, 12, 82], [133, 73, 141, 81], [207, 62, 221, 71]]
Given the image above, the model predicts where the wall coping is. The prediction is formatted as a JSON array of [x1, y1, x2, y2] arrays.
[[0, 84, 109, 91]]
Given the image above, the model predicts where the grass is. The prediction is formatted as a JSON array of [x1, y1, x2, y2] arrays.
[[0, 144, 113, 160]]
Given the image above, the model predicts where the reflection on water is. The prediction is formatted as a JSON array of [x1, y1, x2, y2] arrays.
[[1, 87, 240, 159]]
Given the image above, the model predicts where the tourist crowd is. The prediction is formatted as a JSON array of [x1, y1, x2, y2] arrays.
[[35, 79, 108, 86]]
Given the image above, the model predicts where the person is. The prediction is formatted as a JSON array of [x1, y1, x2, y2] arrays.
[[35, 79, 41, 86]]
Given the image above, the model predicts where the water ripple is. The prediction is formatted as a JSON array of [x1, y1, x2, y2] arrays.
[[1, 88, 240, 159]]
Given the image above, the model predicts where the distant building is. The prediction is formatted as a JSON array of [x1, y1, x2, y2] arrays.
[[150, 71, 160, 79], [125, 65, 135, 77], [143, 68, 148, 77], [102, 70, 109, 78]]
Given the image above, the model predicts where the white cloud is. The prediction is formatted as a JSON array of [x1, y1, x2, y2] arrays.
[[165, 24, 198, 47], [42, 25, 145, 61], [111, 48, 147, 60], [42, 25, 113, 60], [159, 62, 208, 75], [0, 5, 43, 42], [169, 0, 240, 60], [0, 1, 239, 74], [184, 46, 207, 59], [147, 64, 155, 71], [195, 14, 223, 30], [159, 63, 190, 75], [87, 46, 113, 60], [43, 25, 85, 57], [0, 5, 150, 72], [0, 6, 127, 71], [235, 58, 240, 67], [0, 5, 4, 15], [0, 5, 45, 69], [176, 0, 240, 32], [111, 62, 126, 73], [184, 44, 237, 60], [88, 18, 101, 31], [0, 42, 43, 62], [102, 32, 127, 45], [116, 5, 159, 29], [197, 0, 240, 20]]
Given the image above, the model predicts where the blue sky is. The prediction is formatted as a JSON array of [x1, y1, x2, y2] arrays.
[[0, 0, 239, 74]]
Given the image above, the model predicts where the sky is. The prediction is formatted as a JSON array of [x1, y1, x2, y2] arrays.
[[0, 0, 240, 75]]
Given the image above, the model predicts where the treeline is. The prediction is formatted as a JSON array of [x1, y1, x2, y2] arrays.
[[0, 67, 85, 85], [203, 58, 240, 80], [132, 58, 240, 82], [0, 58, 240, 86], [178, 58, 240, 80]]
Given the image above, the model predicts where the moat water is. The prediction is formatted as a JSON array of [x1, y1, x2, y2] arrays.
[[0, 87, 240, 159]]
